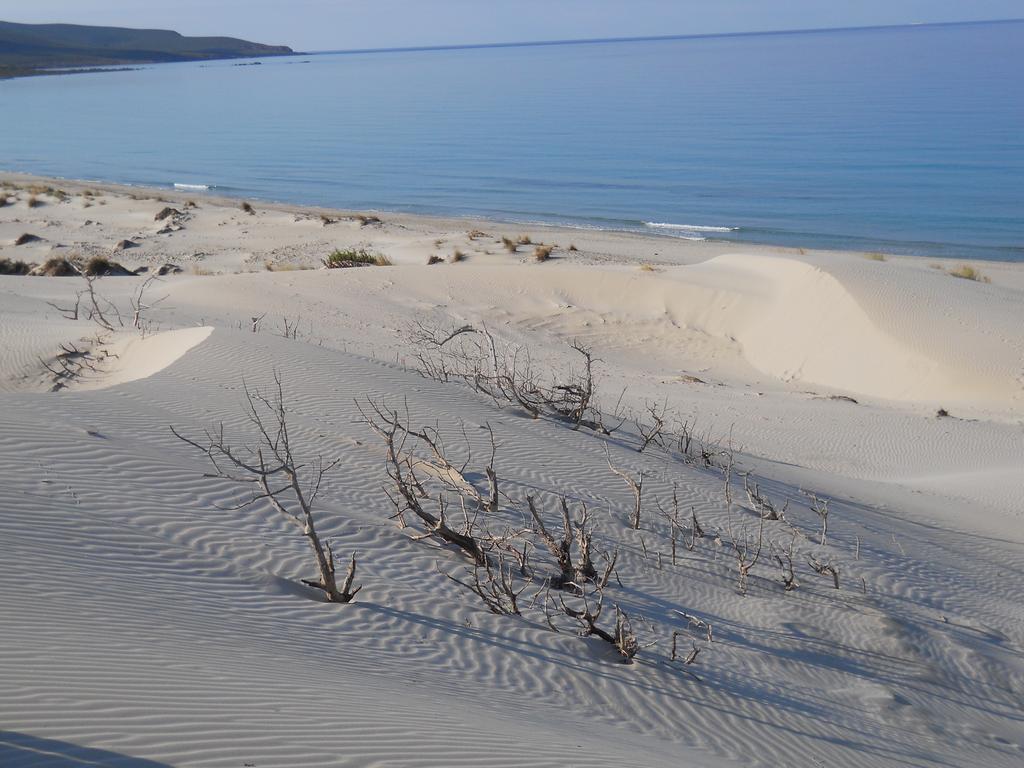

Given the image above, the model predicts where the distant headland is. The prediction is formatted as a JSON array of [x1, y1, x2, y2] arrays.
[[0, 20, 294, 78]]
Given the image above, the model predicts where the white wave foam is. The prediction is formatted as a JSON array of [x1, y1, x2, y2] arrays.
[[644, 222, 738, 233], [174, 183, 211, 190]]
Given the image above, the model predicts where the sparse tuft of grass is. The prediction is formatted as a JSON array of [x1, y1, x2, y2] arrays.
[[533, 245, 555, 262], [241, 201, 255, 215], [639, 263, 656, 272], [355, 214, 382, 227], [426, 255, 444, 265], [948, 264, 990, 283], [265, 261, 314, 272], [501, 236, 518, 253], [82, 256, 133, 276], [27, 195, 42, 208], [451, 249, 466, 263], [33, 257, 80, 277], [0, 258, 34, 275], [517, 234, 533, 246], [320, 214, 336, 226], [467, 229, 489, 240], [864, 252, 887, 261], [323, 248, 392, 268], [568, 243, 578, 252]]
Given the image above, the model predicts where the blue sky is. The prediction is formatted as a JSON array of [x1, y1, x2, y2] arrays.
[[1, 1, 1021, 50]]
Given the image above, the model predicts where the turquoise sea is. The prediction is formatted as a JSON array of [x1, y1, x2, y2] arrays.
[[1, 20, 1022, 260]]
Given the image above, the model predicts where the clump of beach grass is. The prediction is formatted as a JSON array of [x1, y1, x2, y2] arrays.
[[467, 229, 489, 240], [533, 245, 555, 262], [27, 195, 42, 208], [33, 257, 81, 277], [517, 234, 533, 246], [323, 248, 392, 268], [639, 263, 656, 272], [501, 237, 518, 253], [82, 256, 133, 277], [864, 252, 887, 261], [0, 258, 35, 275], [568, 243, 578, 252], [355, 214, 382, 227], [948, 264, 990, 283], [451, 249, 466, 263], [426, 255, 444, 265], [241, 201, 255, 215]]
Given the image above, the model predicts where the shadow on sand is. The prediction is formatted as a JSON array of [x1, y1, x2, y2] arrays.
[[0, 731, 171, 767]]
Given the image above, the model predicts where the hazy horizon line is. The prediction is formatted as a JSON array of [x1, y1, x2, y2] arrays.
[[308, 17, 1023, 57]]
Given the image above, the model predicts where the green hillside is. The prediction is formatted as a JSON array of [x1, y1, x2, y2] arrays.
[[0, 20, 294, 76]]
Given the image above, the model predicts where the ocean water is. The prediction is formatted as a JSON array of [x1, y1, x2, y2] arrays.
[[2, 21, 1022, 260]]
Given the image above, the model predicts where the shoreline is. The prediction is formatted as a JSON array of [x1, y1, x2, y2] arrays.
[[4, 170, 1023, 278]]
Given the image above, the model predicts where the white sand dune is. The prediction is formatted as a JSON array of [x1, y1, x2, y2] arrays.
[[1, 175, 1023, 767]]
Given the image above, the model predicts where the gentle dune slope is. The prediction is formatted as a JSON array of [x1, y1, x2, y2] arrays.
[[73, 326, 213, 391], [1, 323, 1022, 767], [1, 179, 1023, 766], [161, 254, 1023, 411]]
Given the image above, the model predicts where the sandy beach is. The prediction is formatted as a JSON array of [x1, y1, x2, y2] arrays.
[[1, 171, 1023, 766]]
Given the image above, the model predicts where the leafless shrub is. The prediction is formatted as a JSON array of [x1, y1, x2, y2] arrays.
[[606, 448, 644, 530], [44, 274, 122, 331], [171, 373, 361, 603], [808, 554, 840, 589], [526, 495, 609, 589], [656, 486, 690, 565], [635, 400, 669, 453], [39, 340, 114, 391], [685, 506, 705, 551], [744, 476, 788, 521], [406, 322, 612, 434], [804, 491, 830, 545], [772, 536, 800, 592], [558, 591, 638, 661], [447, 553, 527, 616], [671, 634, 702, 665], [730, 515, 764, 595], [279, 315, 305, 340], [130, 274, 167, 335], [359, 399, 490, 565]]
